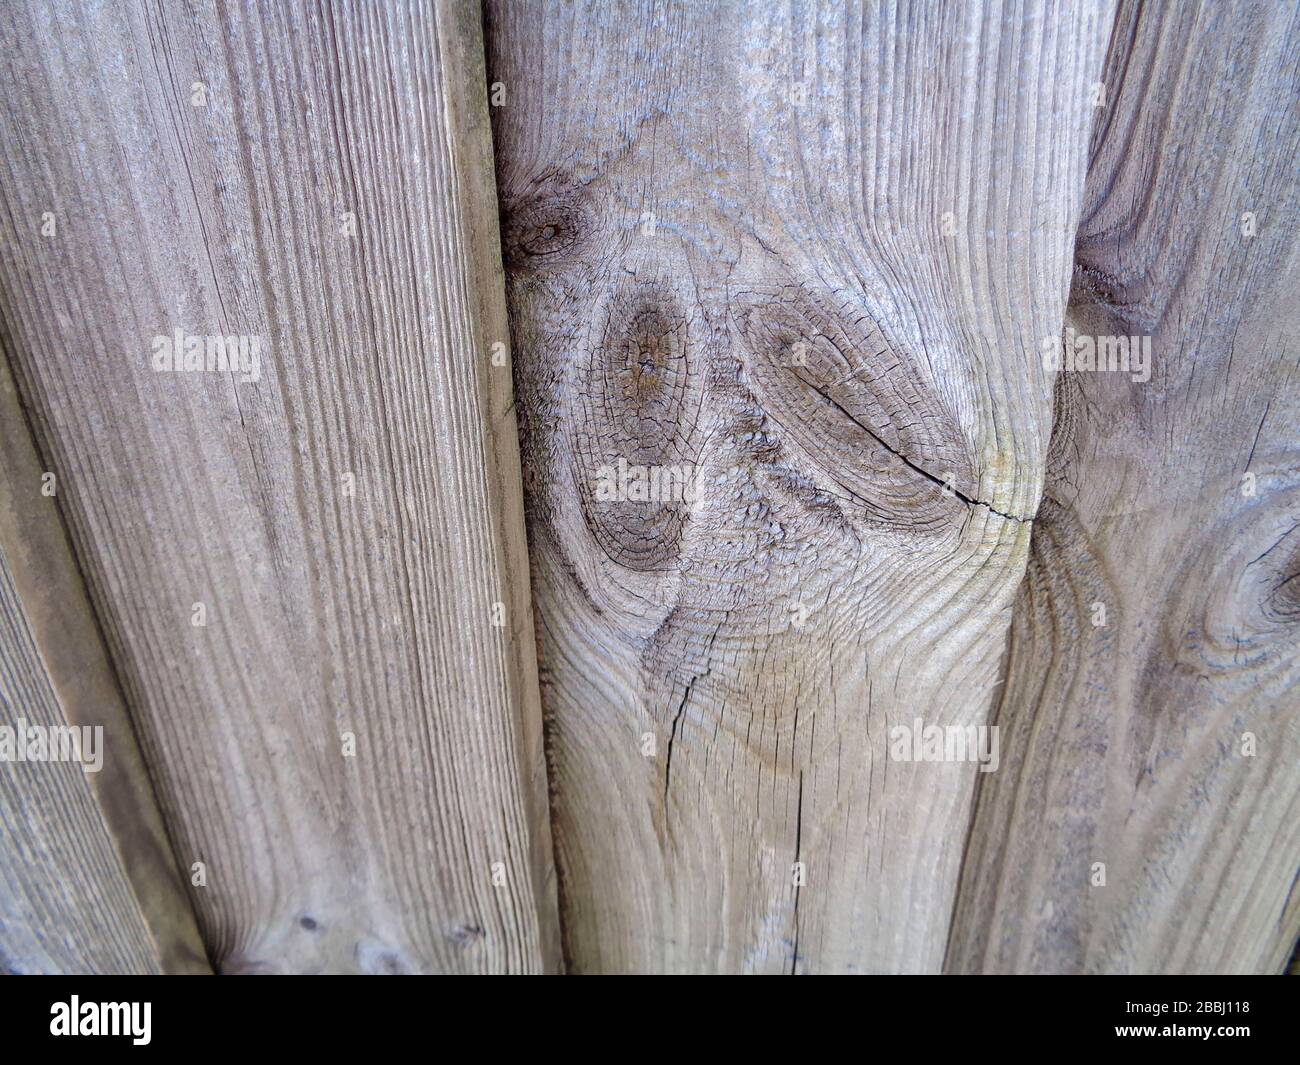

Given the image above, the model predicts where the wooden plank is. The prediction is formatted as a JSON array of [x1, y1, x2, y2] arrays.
[[0, 354, 209, 974], [487, 0, 1113, 972], [947, 0, 1300, 974], [0, 0, 558, 972]]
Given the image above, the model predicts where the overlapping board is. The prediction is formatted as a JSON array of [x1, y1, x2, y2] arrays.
[[0, 0, 558, 973], [487, 0, 1113, 972]]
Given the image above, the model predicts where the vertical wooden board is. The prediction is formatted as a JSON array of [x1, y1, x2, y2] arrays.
[[0, 0, 558, 972], [487, 0, 1113, 972], [0, 357, 209, 975], [948, 0, 1300, 974]]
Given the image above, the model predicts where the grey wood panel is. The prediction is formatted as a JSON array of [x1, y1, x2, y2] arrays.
[[487, 0, 1114, 972], [948, 0, 1300, 974], [0, 353, 209, 974], [0, 0, 558, 973]]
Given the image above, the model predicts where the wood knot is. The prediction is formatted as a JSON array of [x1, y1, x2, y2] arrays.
[[1258, 527, 1300, 627], [572, 278, 704, 571], [447, 923, 486, 948], [733, 285, 973, 534], [500, 173, 592, 271]]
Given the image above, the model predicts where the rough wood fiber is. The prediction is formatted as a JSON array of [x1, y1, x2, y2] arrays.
[[0, 0, 558, 972], [488, 0, 1114, 972], [947, 0, 1300, 974], [0, 356, 209, 975]]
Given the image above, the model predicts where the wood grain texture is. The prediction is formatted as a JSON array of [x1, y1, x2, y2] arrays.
[[0, 0, 558, 973], [0, 355, 210, 975], [947, 0, 1300, 974], [488, 0, 1113, 972]]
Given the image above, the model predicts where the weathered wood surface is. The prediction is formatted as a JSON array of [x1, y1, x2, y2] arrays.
[[0, 356, 210, 975], [488, 0, 1114, 972], [0, 0, 558, 972], [948, 0, 1300, 974]]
